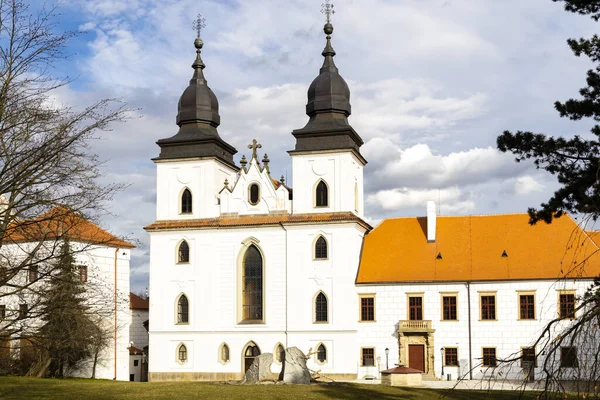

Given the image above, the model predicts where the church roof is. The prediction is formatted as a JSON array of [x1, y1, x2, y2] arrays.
[[130, 292, 149, 310], [144, 212, 370, 231], [357, 213, 600, 284], [5, 206, 135, 249]]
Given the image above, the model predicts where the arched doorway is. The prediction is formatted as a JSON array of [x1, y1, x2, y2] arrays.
[[243, 342, 261, 373]]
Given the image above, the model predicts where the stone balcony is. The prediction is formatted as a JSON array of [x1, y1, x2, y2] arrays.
[[397, 320, 435, 333]]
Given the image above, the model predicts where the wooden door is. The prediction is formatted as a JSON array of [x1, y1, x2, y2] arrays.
[[408, 344, 425, 372]]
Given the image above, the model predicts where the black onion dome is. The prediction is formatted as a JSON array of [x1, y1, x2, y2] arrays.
[[176, 37, 221, 127]]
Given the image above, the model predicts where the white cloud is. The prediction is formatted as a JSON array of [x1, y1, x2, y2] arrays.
[[367, 187, 475, 214], [514, 175, 544, 195]]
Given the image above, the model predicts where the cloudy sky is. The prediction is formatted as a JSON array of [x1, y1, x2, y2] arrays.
[[45, 0, 598, 292]]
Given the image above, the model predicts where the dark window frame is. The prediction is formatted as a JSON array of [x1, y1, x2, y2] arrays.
[[482, 347, 497, 367], [315, 236, 328, 259], [27, 266, 38, 283], [409, 296, 423, 321], [521, 347, 537, 368], [79, 265, 88, 283], [0, 305, 5, 319], [178, 241, 190, 263], [442, 296, 457, 321], [249, 183, 260, 205], [519, 294, 536, 320], [361, 347, 375, 366], [242, 245, 263, 322], [315, 180, 329, 207], [177, 295, 189, 324], [559, 293, 575, 319], [560, 347, 578, 368], [317, 344, 327, 363], [181, 189, 192, 214], [315, 292, 328, 323], [178, 344, 188, 363], [481, 295, 496, 320], [18, 304, 27, 319], [360, 296, 375, 322], [444, 347, 458, 366]]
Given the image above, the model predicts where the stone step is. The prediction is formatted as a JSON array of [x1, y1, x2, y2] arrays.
[[420, 373, 440, 381]]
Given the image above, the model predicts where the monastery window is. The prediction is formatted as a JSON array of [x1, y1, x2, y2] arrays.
[[181, 188, 192, 214], [408, 295, 423, 321], [0, 305, 5, 319], [521, 347, 536, 368], [275, 344, 285, 363], [558, 292, 576, 319], [178, 240, 190, 263], [560, 347, 578, 368], [18, 304, 27, 319], [359, 295, 375, 322], [361, 347, 375, 367], [177, 343, 188, 364], [441, 295, 457, 321], [219, 343, 230, 364], [482, 347, 497, 367], [315, 180, 328, 207], [315, 292, 328, 323], [314, 236, 328, 259], [480, 294, 496, 321], [519, 293, 536, 320], [242, 245, 263, 322], [249, 183, 260, 205], [316, 344, 327, 364], [79, 265, 88, 283], [27, 266, 38, 283], [444, 347, 458, 366], [177, 294, 189, 324]]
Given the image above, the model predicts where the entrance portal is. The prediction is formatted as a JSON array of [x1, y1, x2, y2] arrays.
[[243, 343, 261, 373], [408, 344, 425, 372]]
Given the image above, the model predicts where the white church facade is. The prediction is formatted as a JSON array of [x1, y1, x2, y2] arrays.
[[145, 15, 600, 382]]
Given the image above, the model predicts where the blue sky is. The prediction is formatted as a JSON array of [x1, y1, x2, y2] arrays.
[[45, 0, 599, 293]]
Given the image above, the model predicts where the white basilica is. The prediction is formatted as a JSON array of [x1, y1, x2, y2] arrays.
[[145, 14, 600, 382]]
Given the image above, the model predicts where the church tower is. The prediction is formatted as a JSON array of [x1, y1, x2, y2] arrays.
[[289, 5, 366, 217], [153, 18, 237, 220]]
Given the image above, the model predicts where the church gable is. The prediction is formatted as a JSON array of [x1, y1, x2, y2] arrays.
[[219, 140, 290, 216]]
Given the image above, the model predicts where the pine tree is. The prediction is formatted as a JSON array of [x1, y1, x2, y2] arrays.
[[36, 239, 95, 378], [497, 0, 600, 224]]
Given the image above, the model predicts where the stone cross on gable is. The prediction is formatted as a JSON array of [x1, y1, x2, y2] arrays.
[[248, 139, 262, 160]]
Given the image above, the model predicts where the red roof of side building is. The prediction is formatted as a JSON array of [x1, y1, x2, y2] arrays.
[[357, 213, 600, 284], [130, 293, 149, 310]]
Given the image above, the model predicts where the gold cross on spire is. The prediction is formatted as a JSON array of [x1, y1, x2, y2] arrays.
[[321, 0, 335, 24], [193, 14, 206, 38], [248, 139, 262, 160]]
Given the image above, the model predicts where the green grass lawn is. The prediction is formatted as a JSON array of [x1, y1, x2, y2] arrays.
[[0, 377, 545, 400]]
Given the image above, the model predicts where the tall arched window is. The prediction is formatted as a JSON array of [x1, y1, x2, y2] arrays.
[[178, 241, 190, 263], [242, 245, 263, 322], [316, 344, 327, 363], [243, 342, 261, 373], [249, 183, 260, 205], [315, 180, 328, 207], [275, 343, 285, 363], [177, 294, 189, 324], [315, 236, 328, 259], [177, 343, 188, 363], [181, 188, 192, 214], [315, 292, 328, 323]]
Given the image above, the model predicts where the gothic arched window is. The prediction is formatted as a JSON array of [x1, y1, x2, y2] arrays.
[[177, 294, 189, 324], [275, 343, 285, 363], [317, 343, 327, 363], [242, 245, 263, 322], [315, 236, 328, 259], [181, 188, 192, 214], [178, 241, 190, 263], [315, 180, 328, 207], [177, 343, 188, 363], [219, 343, 230, 364], [315, 292, 328, 323]]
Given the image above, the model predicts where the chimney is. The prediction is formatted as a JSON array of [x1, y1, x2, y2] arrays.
[[427, 201, 436, 243]]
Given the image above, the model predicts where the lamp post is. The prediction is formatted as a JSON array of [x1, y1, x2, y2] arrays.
[[440, 347, 444, 377], [385, 347, 389, 370]]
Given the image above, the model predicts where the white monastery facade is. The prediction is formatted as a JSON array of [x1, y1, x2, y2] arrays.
[[145, 15, 600, 383]]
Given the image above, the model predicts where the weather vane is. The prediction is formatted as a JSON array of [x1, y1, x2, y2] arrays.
[[321, 0, 335, 24], [193, 14, 206, 38]]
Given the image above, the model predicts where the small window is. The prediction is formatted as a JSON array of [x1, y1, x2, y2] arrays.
[[480, 295, 496, 320], [178, 241, 190, 263], [249, 183, 260, 205], [220, 343, 230, 363], [177, 343, 188, 363], [360, 296, 375, 322], [315, 180, 328, 207], [560, 347, 578, 368], [559, 293, 575, 319], [129, 374, 135, 381], [79, 265, 88, 283], [275, 344, 285, 363], [519, 294, 535, 320], [315, 292, 328, 323], [444, 347, 458, 366], [316, 344, 327, 364], [315, 236, 328, 259], [18, 304, 27, 319], [0, 305, 5, 319], [181, 189, 192, 214], [27, 266, 38, 283], [361, 348, 375, 366], [442, 296, 457, 321], [482, 347, 496, 367], [133, 360, 139, 367], [177, 295, 189, 324], [521, 347, 536, 368], [408, 296, 423, 321]]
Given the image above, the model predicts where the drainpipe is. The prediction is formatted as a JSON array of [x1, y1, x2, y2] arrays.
[[114, 246, 120, 380], [466, 281, 473, 380], [279, 222, 288, 348]]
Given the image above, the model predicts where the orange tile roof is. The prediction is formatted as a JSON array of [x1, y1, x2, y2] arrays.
[[6, 206, 134, 249], [357, 214, 600, 284], [130, 292, 149, 310], [144, 212, 371, 231]]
